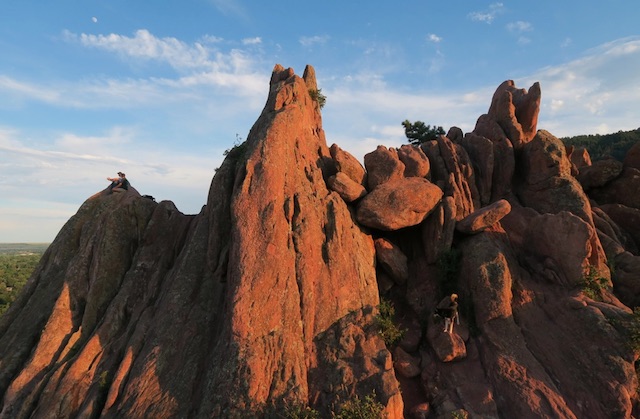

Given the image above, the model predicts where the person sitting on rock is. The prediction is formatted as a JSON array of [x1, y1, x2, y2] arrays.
[[436, 293, 459, 334], [107, 171, 130, 194]]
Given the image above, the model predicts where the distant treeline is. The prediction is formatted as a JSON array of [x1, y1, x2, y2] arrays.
[[561, 128, 640, 162], [0, 244, 47, 316]]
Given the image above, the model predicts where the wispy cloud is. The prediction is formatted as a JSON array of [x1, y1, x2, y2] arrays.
[[427, 34, 442, 43], [507, 21, 532, 33], [209, 0, 248, 19], [0, 29, 269, 109], [242, 37, 262, 45], [523, 36, 640, 135], [299, 35, 330, 48], [468, 2, 504, 24]]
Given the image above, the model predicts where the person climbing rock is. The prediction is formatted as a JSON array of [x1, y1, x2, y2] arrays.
[[107, 171, 130, 193], [436, 293, 459, 333]]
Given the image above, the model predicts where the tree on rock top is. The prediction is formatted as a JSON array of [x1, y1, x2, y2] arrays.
[[402, 119, 445, 145]]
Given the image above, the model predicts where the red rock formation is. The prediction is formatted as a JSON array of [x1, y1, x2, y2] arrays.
[[0, 65, 403, 418], [456, 199, 511, 234], [397, 144, 430, 179], [487, 80, 541, 149], [356, 177, 443, 231], [576, 158, 624, 190], [624, 140, 640, 170], [364, 145, 405, 190], [327, 172, 367, 202], [2, 70, 639, 419], [330, 143, 367, 186]]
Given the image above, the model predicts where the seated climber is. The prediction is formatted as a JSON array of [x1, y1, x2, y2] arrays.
[[435, 293, 459, 334], [107, 171, 130, 193]]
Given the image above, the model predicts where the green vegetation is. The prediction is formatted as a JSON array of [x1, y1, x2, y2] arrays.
[[375, 299, 405, 346], [401, 120, 445, 145], [581, 265, 609, 301], [309, 88, 326, 109], [561, 128, 640, 161], [282, 404, 321, 419], [334, 393, 385, 419], [0, 244, 47, 316], [627, 308, 640, 353]]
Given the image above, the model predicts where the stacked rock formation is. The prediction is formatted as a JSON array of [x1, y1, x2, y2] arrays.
[[1, 65, 639, 419]]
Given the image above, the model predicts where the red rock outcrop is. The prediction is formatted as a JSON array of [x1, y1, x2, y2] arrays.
[[0, 65, 403, 418], [364, 145, 405, 190], [330, 143, 367, 186], [624, 140, 640, 170], [2, 73, 638, 419], [456, 199, 511, 234], [356, 177, 443, 231]]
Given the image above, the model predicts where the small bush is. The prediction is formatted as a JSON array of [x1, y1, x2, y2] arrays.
[[581, 265, 609, 300], [375, 299, 405, 346], [309, 88, 326, 109], [627, 308, 640, 353], [334, 393, 385, 419], [284, 404, 321, 419]]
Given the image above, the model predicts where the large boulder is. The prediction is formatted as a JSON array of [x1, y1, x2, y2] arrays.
[[487, 80, 541, 149], [517, 130, 593, 224], [375, 238, 409, 285], [364, 145, 405, 190], [600, 204, 640, 251], [590, 168, 640, 209], [623, 140, 640, 170], [398, 144, 430, 179], [327, 172, 367, 202], [330, 143, 367, 186], [576, 158, 624, 190], [422, 135, 479, 221], [456, 199, 512, 234], [356, 177, 443, 231]]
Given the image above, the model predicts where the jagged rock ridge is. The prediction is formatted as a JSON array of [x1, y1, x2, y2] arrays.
[[1, 64, 639, 418]]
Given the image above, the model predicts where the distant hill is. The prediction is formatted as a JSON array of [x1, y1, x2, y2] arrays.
[[0, 243, 50, 255], [561, 127, 640, 161]]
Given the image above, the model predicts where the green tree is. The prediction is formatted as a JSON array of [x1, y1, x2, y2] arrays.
[[402, 120, 445, 145]]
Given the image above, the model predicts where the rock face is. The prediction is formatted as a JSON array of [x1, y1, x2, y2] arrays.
[[0, 65, 402, 418], [2, 72, 639, 419]]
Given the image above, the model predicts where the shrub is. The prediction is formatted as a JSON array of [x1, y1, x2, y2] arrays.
[[309, 88, 326, 109], [626, 308, 640, 353], [284, 404, 321, 419], [581, 265, 609, 300], [375, 299, 405, 346], [334, 393, 385, 419]]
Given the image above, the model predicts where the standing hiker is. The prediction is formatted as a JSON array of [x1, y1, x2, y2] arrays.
[[436, 293, 459, 334]]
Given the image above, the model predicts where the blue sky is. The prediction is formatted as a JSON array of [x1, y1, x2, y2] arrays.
[[1, 0, 639, 243]]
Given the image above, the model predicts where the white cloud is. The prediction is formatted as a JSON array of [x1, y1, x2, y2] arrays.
[[507, 21, 532, 33], [468, 2, 504, 24], [561, 38, 573, 48], [427, 34, 442, 43], [209, 0, 247, 19], [522, 37, 640, 136], [299, 35, 329, 48], [68, 29, 211, 69], [517, 36, 531, 45], [242, 37, 262, 45]]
